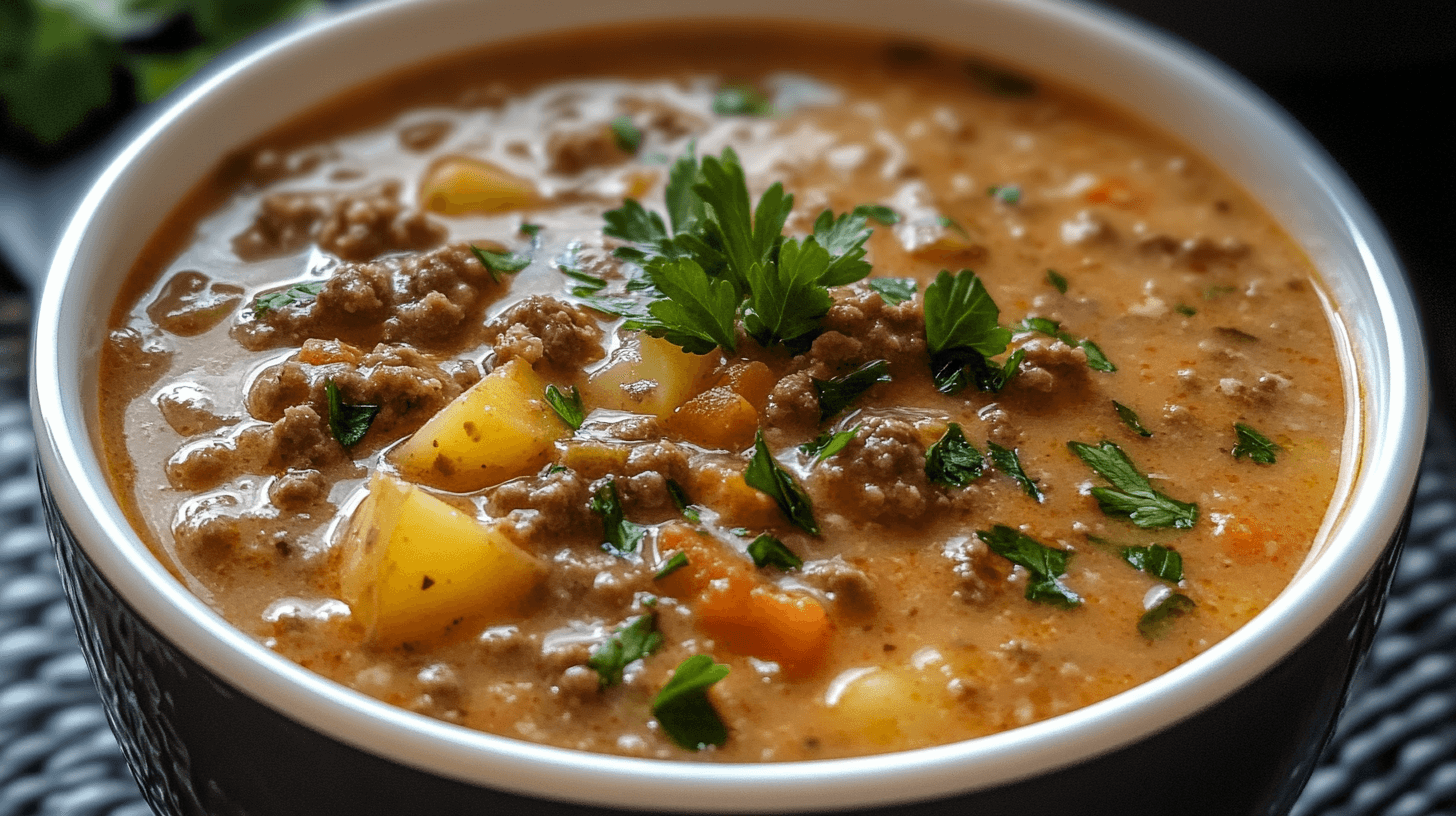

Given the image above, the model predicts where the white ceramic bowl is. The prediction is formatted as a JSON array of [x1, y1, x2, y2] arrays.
[[32, 0, 1427, 813]]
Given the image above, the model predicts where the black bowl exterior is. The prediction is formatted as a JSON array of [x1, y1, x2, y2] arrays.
[[41, 467, 1410, 816]]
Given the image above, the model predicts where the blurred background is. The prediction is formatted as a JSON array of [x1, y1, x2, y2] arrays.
[[1, 1, 1453, 814]]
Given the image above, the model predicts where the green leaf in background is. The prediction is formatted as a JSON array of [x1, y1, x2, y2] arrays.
[[0, 4, 117, 145]]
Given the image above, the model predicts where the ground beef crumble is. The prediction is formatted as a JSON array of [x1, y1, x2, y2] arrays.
[[232, 181, 445, 262], [485, 295, 606, 370], [809, 416, 938, 523]]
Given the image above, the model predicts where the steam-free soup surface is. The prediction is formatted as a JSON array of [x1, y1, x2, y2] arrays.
[[100, 26, 1347, 761]]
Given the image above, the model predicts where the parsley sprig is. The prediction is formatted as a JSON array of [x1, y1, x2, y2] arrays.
[[588, 614, 663, 688], [925, 423, 985, 487], [589, 480, 647, 555], [653, 654, 731, 750], [987, 441, 1042, 502], [253, 281, 324, 316], [324, 378, 379, 448], [800, 426, 859, 463], [812, 359, 890, 421], [923, 269, 1019, 394], [544, 384, 585, 430], [745, 431, 819, 535], [1232, 423, 1280, 464], [977, 525, 1081, 608], [747, 534, 802, 571], [1068, 440, 1198, 529]]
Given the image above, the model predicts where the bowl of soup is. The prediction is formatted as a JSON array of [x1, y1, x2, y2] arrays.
[[32, 0, 1426, 812]]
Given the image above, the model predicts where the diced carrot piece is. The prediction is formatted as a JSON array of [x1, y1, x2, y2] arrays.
[[715, 361, 777, 410], [297, 339, 364, 366], [697, 579, 834, 677], [1084, 178, 1142, 208], [668, 386, 759, 451], [689, 464, 782, 529], [1222, 517, 1282, 564], [654, 523, 736, 599]]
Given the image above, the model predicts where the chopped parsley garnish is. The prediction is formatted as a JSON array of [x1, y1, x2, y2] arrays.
[[588, 614, 663, 688], [925, 423, 985, 487], [986, 441, 1042, 502], [811, 209, 875, 285], [800, 426, 860, 463], [1204, 284, 1236, 300], [666, 479, 701, 523], [935, 214, 970, 237], [323, 378, 379, 448], [519, 222, 543, 238], [1013, 316, 1116, 373], [747, 534, 802, 571], [653, 655, 730, 750], [1046, 269, 1068, 294], [544, 384, 585, 430], [1139, 593, 1195, 639], [812, 359, 891, 421], [742, 237, 836, 348], [987, 184, 1021, 205], [589, 480, 647, 556], [560, 263, 608, 295], [867, 277, 917, 305], [977, 525, 1080, 608], [1122, 545, 1183, 583], [626, 257, 741, 354], [609, 115, 643, 153], [713, 83, 774, 116], [253, 281, 324, 316], [745, 430, 819, 535], [470, 244, 531, 283], [1079, 340, 1115, 372], [1113, 401, 1153, 437], [923, 269, 1016, 394], [654, 552, 690, 580], [1175, 303, 1197, 317], [1068, 440, 1198, 529], [852, 203, 900, 225], [1232, 423, 1280, 464]]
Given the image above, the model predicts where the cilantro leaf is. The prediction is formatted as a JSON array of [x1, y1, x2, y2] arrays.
[[986, 441, 1043, 501], [747, 534, 802, 571], [609, 115, 642, 153], [868, 277, 916, 305], [470, 244, 530, 283], [812, 359, 891, 421], [1122, 545, 1183, 583], [589, 480, 647, 555], [852, 204, 900, 225], [799, 426, 859, 463], [1067, 440, 1198, 529], [624, 257, 739, 354], [588, 614, 663, 688], [1046, 269, 1068, 293], [653, 655, 730, 750], [742, 238, 834, 347], [923, 269, 1014, 394], [253, 281, 324, 315], [977, 525, 1081, 608], [925, 423, 984, 487], [811, 209, 873, 286], [324, 378, 379, 448], [745, 431, 819, 535], [654, 552, 690, 580], [1139, 593, 1195, 639], [666, 479, 701, 523], [1113, 401, 1153, 437], [713, 83, 774, 116], [1232, 423, 1280, 464], [545, 384, 585, 430]]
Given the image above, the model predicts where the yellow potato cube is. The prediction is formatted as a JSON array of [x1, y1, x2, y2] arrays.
[[581, 333, 718, 420], [392, 359, 568, 492], [419, 156, 540, 215], [338, 472, 544, 647], [825, 665, 959, 748]]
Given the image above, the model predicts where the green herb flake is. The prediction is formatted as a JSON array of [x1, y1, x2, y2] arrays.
[[812, 359, 891, 421], [935, 214, 970, 238], [1121, 545, 1183, 583], [545, 384, 585, 430], [1175, 303, 1197, 317], [1046, 269, 1068, 294], [1138, 593, 1196, 639], [925, 423, 985, 488], [800, 426, 860, 463], [987, 184, 1022, 205], [1068, 440, 1198, 529], [625, 256, 741, 354], [653, 654, 731, 750], [852, 203, 900, 225], [519, 222, 543, 238], [666, 479, 701, 523], [977, 525, 1080, 608], [1079, 339, 1116, 372], [867, 277, 917, 305], [1232, 423, 1280, 465], [1113, 401, 1153, 438], [324, 378, 380, 448], [654, 552, 690, 581], [588, 614, 663, 688], [712, 83, 774, 116], [745, 431, 820, 535], [747, 534, 802, 571], [609, 115, 643, 153], [923, 269, 1016, 395], [986, 441, 1043, 502], [470, 244, 531, 283], [590, 480, 647, 556], [1204, 284, 1237, 300], [253, 281, 325, 316]]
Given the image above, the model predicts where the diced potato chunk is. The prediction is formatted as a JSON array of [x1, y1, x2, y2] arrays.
[[419, 156, 540, 215], [339, 472, 544, 647], [392, 359, 567, 492], [581, 333, 718, 420], [825, 665, 958, 747], [668, 386, 758, 451]]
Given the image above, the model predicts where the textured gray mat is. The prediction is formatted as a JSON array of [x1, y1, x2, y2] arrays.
[[1, 287, 1453, 815]]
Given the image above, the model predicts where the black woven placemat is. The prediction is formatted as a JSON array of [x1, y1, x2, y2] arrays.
[[1, 287, 1453, 815]]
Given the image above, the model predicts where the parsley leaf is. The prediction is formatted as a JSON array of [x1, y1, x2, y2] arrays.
[[852, 204, 899, 225], [1080, 339, 1116, 372], [324, 378, 379, 448], [1232, 423, 1280, 464], [1113, 401, 1153, 437], [253, 281, 324, 316], [520, 222, 543, 238], [977, 525, 1081, 608], [799, 426, 860, 462], [868, 277, 916, 305], [1139, 593, 1195, 639], [1014, 317, 1116, 373], [923, 269, 1014, 394], [987, 184, 1021, 205], [1068, 440, 1198, 529], [925, 423, 985, 487], [609, 115, 642, 153], [1122, 545, 1183, 583], [812, 359, 890, 421], [666, 479, 701, 523], [1175, 303, 1197, 317], [986, 441, 1043, 502], [545, 384, 585, 430], [1046, 269, 1068, 293], [589, 480, 647, 555], [604, 198, 674, 261], [811, 209, 874, 286], [742, 238, 834, 347], [654, 552, 690, 580], [713, 83, 774, 116], [747, 534, 802, 571], [694, 149, 793, 291], [745, 431, 819, 535], [588, 614, 663, 688], [653, 655, 730, 750], [470, 244, 530, 283], [624, 257, 740, 354]]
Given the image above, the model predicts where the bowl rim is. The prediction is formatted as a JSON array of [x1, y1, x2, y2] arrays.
[[31, 0, 1428, 811]]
